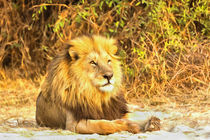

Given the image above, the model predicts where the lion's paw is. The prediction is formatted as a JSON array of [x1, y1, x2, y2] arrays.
[[144, 116, 160, 132]]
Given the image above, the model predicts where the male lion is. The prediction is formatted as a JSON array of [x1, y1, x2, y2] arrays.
[[36, 35, 160, 134]]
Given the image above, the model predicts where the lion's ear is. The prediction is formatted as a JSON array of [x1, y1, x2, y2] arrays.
[[111, 45, 118, 54], [69, 48, 79, 60], [109, 38, 118, 55]]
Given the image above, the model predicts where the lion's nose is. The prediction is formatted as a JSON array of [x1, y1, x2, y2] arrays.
[[103, 72, 113, 81]]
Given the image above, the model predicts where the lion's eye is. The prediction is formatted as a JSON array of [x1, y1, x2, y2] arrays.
[[90, 61, 97, 66], [108, 60, 111, 64]]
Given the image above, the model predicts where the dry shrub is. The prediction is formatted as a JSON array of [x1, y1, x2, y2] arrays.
[[0, 0, 63, 79], [0, 0, 209, 106], [125, 40, 209, 106]]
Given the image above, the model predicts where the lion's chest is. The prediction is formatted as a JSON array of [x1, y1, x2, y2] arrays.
[[69, 96, 128, 121]]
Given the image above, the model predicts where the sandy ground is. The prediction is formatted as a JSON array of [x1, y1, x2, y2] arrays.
[[0, 105, 209, 140]]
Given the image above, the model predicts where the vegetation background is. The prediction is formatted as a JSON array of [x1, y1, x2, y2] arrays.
[[0, 0, 209, 109]]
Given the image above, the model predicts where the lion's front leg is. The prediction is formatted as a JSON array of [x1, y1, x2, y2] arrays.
[[65, 111, 139, 134], [75, 119, 140, 134], [65, 111, 77, 132]]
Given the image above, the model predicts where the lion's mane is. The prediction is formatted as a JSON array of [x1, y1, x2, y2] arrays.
[[41, 35, 128, 121]]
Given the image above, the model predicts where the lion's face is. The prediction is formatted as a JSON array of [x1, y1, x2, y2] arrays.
[[84, 52, 115, 92], [68, 35, 122, 93]]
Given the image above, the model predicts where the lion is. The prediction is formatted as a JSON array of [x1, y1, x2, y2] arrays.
[[36, 35, 160, 134]]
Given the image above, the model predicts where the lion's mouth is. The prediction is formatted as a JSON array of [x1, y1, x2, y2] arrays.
[[102, 81, 111, 87], [99, 82, 114, 92]]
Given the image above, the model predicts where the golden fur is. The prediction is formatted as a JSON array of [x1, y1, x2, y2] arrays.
[[36, 35, 160, 134]]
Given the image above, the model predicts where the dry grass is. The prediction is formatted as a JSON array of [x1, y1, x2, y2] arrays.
[[0, 79, 39, 107], [0, 79, 38, 132]]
